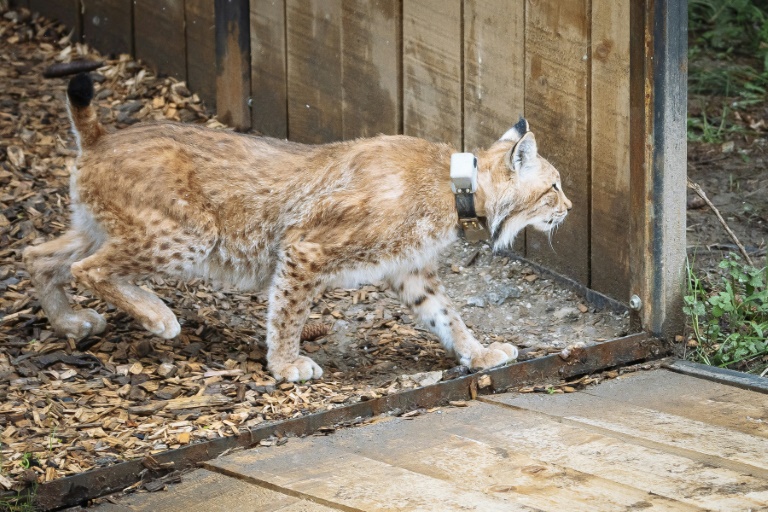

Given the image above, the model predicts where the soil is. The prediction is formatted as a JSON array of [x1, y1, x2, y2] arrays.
[[0, 8, 628, 487]]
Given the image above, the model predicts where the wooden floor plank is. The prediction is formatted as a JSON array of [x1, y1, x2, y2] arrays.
[[450, 412, 768, 511], [325, 404, 765, 511], [370, 435, 700, 511], [485, 386, 768, 472], [584, 369, 768, 438], [96, 370, 768, 511], [206, 443, 535, 511], [93, 469, 333, 511]]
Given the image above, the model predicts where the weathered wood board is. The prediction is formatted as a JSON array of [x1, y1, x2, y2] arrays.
[[81, 0, 133, 57], [402, 0, 462, 149], [134, 0, 186, 80], [590, 0, 631, 301], [215, 0, 251, 131], [93, 468, 336, 512], [29, 0, 81, 39], [184, 0, 216, 109], [341, 0, 401, 139], [463, 0, 525, 152], [524, 0, 590, 284], [249, 0, 288, 138], [285, 0, 343, 143]]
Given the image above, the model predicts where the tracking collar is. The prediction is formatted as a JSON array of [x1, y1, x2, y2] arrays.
[[450, 152, 490, 241]]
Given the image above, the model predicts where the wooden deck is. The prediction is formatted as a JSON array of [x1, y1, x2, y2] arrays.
[[94, 369, 768, 511]]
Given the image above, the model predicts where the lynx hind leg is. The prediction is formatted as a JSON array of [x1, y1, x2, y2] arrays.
[[70, 244, 180, 339], [265, 244, 325, 382], [23, 230, 106, 339], [388, 266, 518, 370]]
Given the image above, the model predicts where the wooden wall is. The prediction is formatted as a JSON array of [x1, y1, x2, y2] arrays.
[[22, 0, 634, 305]]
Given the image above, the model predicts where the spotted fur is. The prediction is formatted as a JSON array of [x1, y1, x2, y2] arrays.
[[23, 74, 572, 382]]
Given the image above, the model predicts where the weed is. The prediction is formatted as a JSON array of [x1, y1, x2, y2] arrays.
[[688, 0, 768, 142], [17, 455, 31, 472], [0, 486, 37, 512], [684, 254, 768, 371]]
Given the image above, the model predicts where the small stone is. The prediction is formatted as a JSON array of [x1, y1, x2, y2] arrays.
[[449, 400, 468, 407], [177, 432, 190, 444], [128, 362, 144, 375], [477, 374, 492, 389], [562, 386, 576, 393], [553, 307, 579, 320], [466, 296, 486, 308]]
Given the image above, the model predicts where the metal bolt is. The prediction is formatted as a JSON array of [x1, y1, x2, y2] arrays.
[[629, 295, 642, 311]]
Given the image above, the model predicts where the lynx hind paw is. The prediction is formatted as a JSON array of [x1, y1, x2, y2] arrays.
[[270, 356, 324, 383], [470, 342, 518, 370], [52, 308, 107, 340]]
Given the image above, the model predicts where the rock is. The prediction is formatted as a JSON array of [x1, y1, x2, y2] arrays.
[[400, 370, 442, 387], [487, 285, 522, 306], [553, 307, 579, 320], [466, 296, 486, 308]]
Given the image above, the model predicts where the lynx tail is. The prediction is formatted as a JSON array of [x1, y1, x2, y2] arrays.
[[66, 73, 105, 148]]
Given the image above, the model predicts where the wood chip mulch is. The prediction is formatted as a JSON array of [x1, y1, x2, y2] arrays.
[[0, 7, 630, 490]]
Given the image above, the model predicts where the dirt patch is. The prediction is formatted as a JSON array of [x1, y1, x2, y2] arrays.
[[0, 9, 628, 487]]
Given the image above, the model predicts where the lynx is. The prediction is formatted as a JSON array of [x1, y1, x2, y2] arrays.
[[24, 74, 572, 382]]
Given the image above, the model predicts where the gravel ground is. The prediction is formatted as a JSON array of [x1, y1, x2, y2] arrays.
[[0, 8, 628, 488]]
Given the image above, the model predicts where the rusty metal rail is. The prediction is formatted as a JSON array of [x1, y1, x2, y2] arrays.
[[24, 332, 667, 510]]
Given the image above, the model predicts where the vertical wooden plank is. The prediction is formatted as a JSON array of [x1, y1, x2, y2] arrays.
[[250, 0, 287, 138], [29, 0, 81, 39], [402, 0, 461, 148], [9, 1, 30, 10], [590, 0, 630, 302], [215, 0, 251, 131], [185, 0, 216, 108], [341, 1, 401, 139], [629, 0, 687, 337], [81, 0, 133, 57], [524, 0, 590, 285], [286, 0, 342, 143], [134, 0, 186, 80], [463, 0, 525, 152]]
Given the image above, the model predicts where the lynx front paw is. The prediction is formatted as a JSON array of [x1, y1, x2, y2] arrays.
[[469, 342, 518, 370], [140, 310, 181, 339], [52, 308, 107, 340], [269, 356, 324, 383]]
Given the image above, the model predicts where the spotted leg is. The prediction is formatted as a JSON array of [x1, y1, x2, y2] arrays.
[[23, 230, 106, 339], [265, 242, 325, 382], [388, 266, 518, 369]]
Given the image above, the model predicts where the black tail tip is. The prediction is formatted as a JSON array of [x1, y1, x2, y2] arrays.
[[67, 73, 94, 108]]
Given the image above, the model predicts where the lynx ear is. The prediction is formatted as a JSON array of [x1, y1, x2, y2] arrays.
[[499, 117, 530, 142], [506, 132, 538, 175]]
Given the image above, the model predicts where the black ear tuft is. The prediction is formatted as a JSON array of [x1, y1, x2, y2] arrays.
[[513, 117, 529, 136], [67, 73, 94, 108]]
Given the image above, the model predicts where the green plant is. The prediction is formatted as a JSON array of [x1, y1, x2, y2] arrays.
[[17, 455, 31, 471], [0, 486, 37, 512], [684, 255, 768, 370]]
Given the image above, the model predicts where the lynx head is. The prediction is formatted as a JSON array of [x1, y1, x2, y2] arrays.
[[478, 118, 572, 251]]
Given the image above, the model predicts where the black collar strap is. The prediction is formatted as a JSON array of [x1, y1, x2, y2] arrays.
[[450, 152, 490, 241]]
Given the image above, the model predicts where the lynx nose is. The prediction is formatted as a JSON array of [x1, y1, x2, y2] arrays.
[[564, 197, 573, 211]]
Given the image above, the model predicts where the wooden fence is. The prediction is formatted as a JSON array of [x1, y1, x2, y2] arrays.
[[14, 0, 688, 336]]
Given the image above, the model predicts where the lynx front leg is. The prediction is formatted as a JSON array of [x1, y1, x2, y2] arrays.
[[23, 230, 106, 339], [389, 267, 518, 370], [265, 244, 324, 382]]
